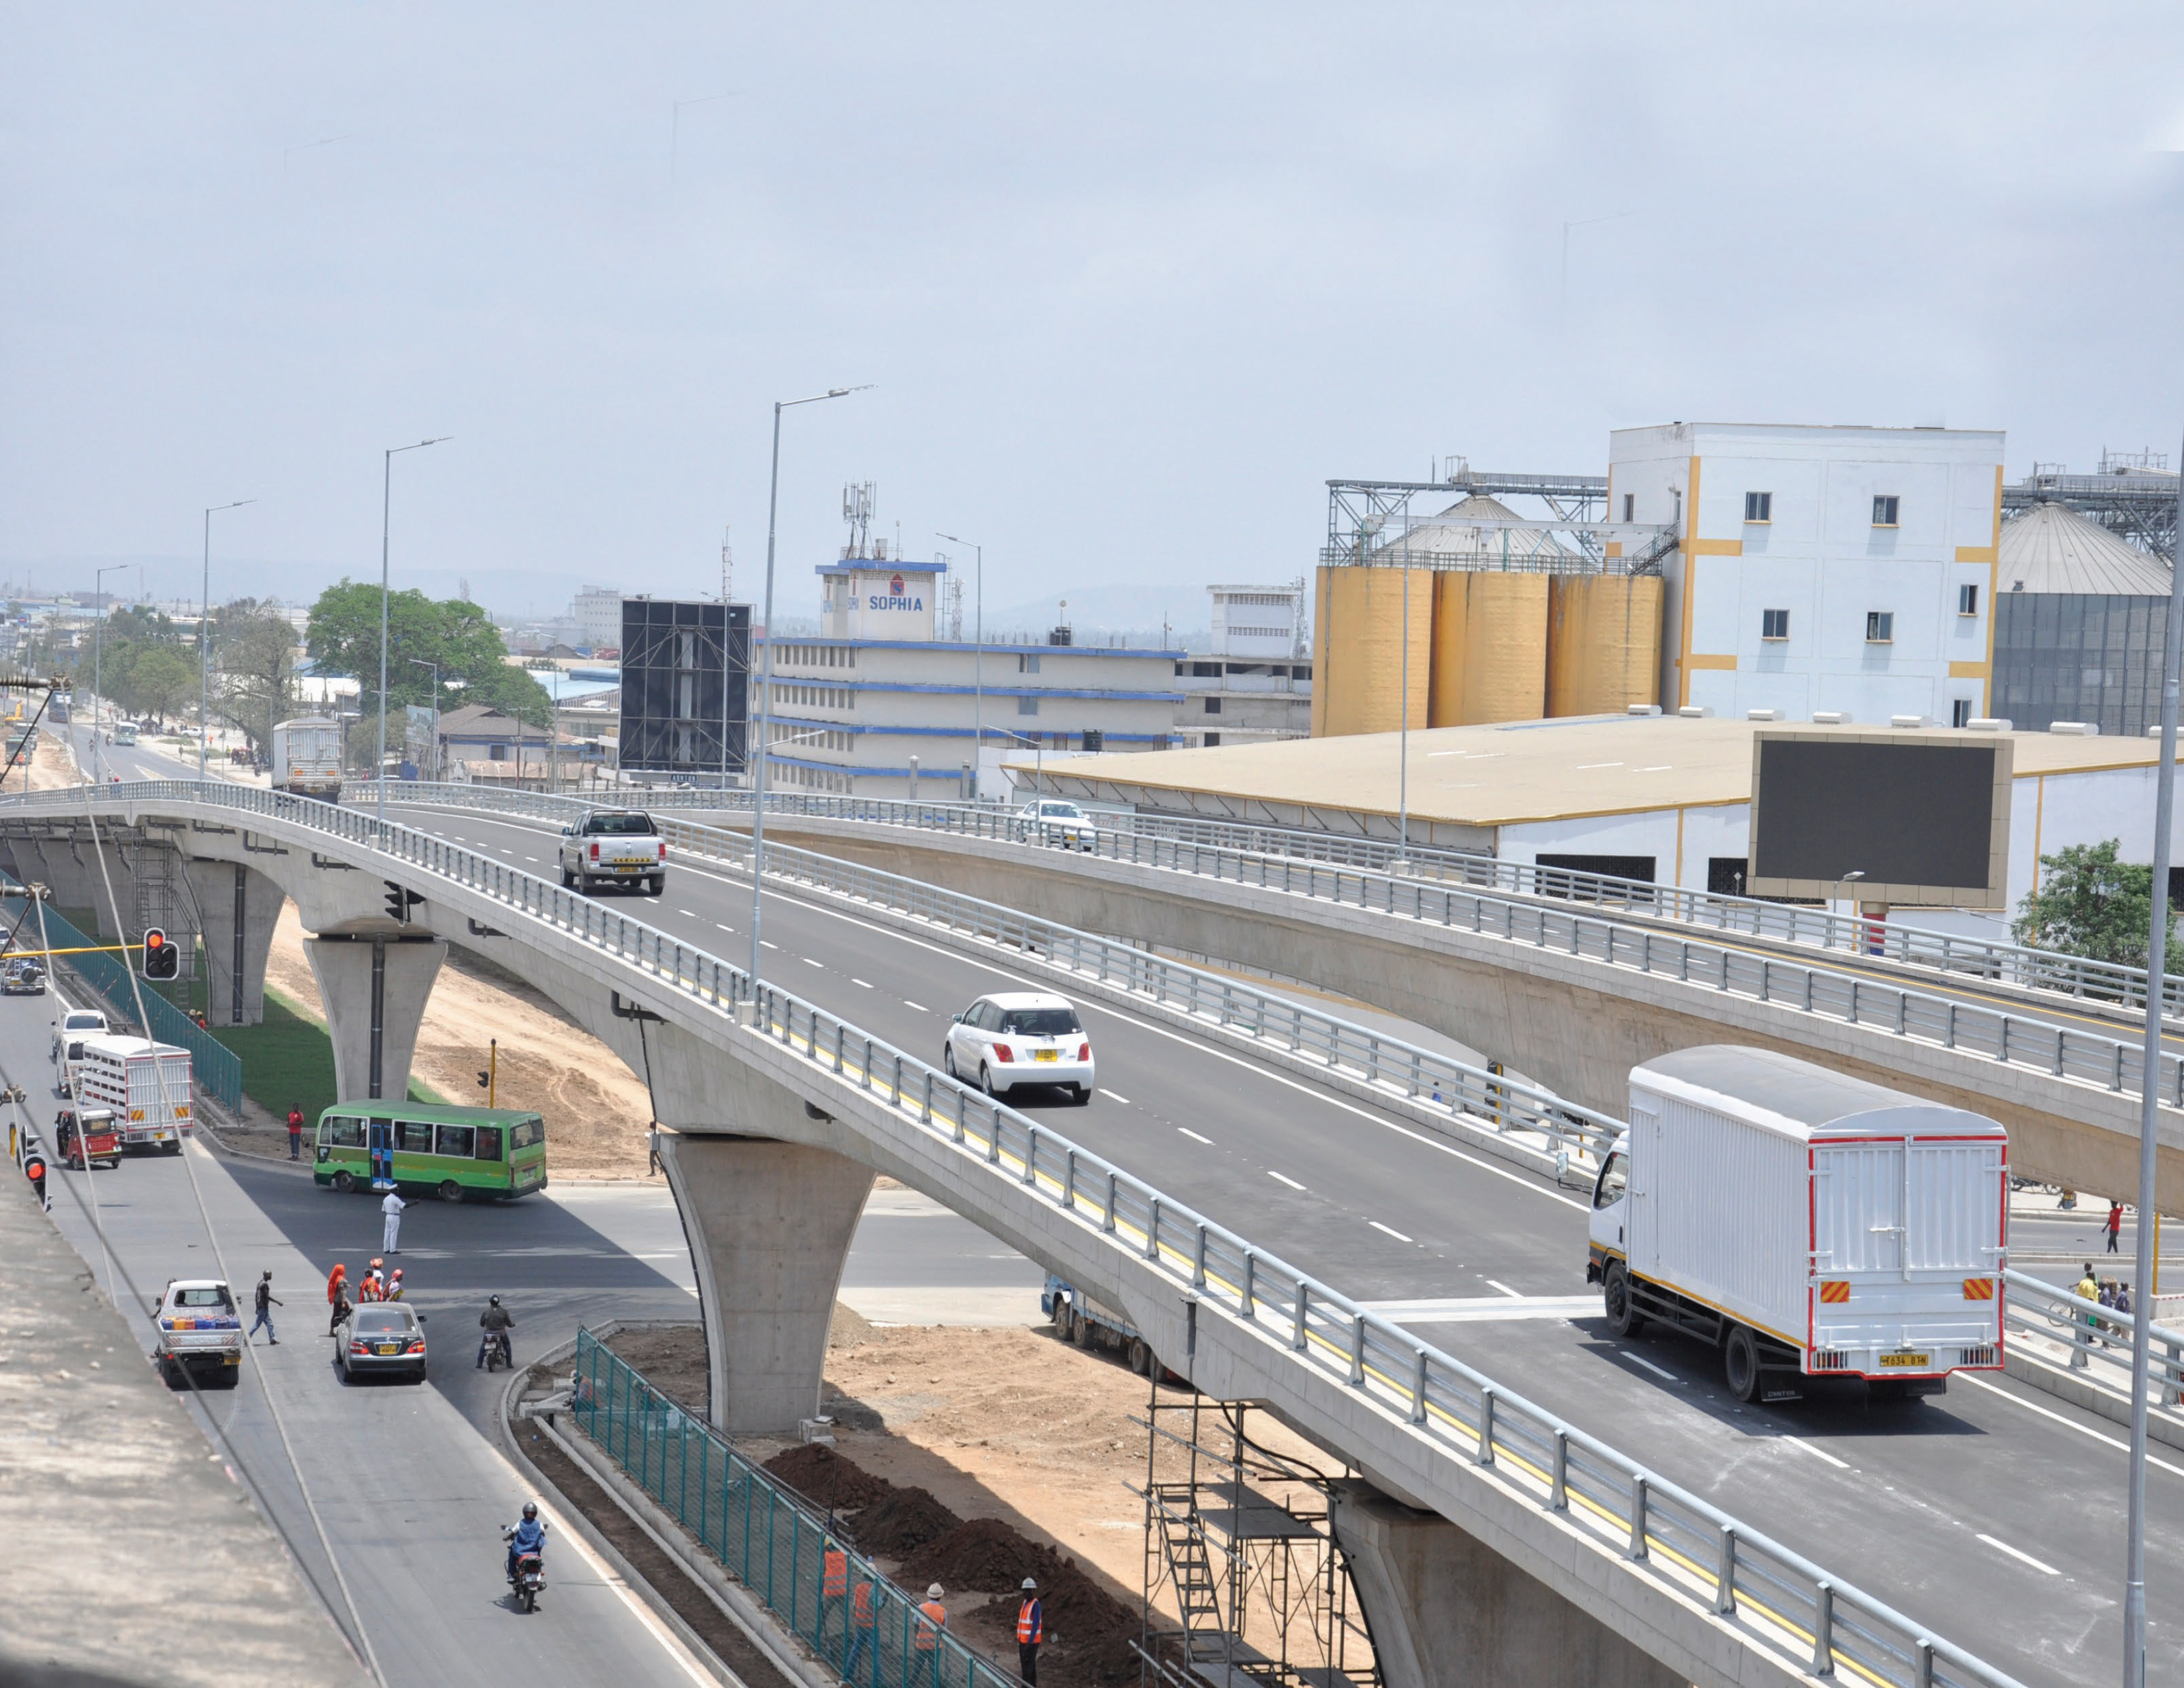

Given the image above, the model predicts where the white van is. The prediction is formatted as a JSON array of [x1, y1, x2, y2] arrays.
[[52, 1008, 109, 1096]]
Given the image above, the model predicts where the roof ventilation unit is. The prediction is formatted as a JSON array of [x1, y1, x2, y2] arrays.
[[1812, 710, 1853, 725], [2049, 721, 2099, 737]]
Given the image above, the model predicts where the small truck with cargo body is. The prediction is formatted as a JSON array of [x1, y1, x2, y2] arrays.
[[558, 810, 666, 896], [74, 1034, 194, 1152], [1587, 1045, 2007, 1404], [154, 1278, 243, 1388], [271, 716, 344, 801]]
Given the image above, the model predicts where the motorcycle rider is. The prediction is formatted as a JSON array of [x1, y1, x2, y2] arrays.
[[478, 1294, 515, 1369], [503, 1500, 547, 1585]]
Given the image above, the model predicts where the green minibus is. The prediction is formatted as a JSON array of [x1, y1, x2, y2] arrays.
[[313, 1100, 549, 1201]]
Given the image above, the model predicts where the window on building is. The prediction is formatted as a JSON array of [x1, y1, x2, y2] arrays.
[[1204, 696, 1222, 715], [1621, 493, 1634, 523], [1866, 611, 1894, 643], [1958, 583, 1979, 616], [1872, 494, 1900, 527], [1204, 732, 1221, 747], [489, 743, 507, 762], [1743, 491, 1772, 523], [1017, 695, 1039, 716], [1951, 699, 1972, 727], [1760, 609, 1790, 641], [1707, 857, 1749, 897], [1019, 653, 1040, 674]]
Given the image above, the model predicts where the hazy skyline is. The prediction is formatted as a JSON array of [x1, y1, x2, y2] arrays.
[[5, 5, 2181, 629]]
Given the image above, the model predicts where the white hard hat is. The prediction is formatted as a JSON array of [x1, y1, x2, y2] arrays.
[[1021, 1577, 1038, 1591], [927, 1583, 944, 1599]]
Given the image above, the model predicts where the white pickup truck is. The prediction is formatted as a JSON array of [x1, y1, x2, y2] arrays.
[[154, 1278, 244, 1389], [558, 810, 666, 896]]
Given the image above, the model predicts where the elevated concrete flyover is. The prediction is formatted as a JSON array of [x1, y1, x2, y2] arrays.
[[701, 806, 2184, 1210], [0, 779, 2039, 1688]]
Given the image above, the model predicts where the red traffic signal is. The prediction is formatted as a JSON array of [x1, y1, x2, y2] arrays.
[[142, 927, 179, 981]]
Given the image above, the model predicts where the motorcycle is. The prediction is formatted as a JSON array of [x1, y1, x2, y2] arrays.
[[482, 1328, 512, 1372], [502, 1524, 547, 1612]]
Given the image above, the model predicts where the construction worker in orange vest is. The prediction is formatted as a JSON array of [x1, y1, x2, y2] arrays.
[[913, 1583, 946, 1687], [1015, 1576, 1044, 1685], [819, 1535, 849, 1661], [842, 1572, 878, 1684]]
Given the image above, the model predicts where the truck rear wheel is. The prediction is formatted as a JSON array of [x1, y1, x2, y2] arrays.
[[1604, 1264, 1645, 1338], [1128, 1337, 1151, 1375], [1723, 1325, 1762, 1403]]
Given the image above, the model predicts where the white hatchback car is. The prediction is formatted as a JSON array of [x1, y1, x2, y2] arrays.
[[944, 992, 1094, 1103], [1012, 800, 1098, 852]]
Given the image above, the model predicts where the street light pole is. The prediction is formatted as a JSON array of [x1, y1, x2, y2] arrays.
[[936, 533, 982, 798], [200, 500, 255, 778], [377, 437, 450, 837], [750, 387, 869, 993], [1833, 869, 1867, 951], [2123, 425, 2184, 1688], [91, 563, 132, 784]]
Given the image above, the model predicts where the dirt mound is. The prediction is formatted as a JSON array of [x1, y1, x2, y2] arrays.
[[901, 1518, 1141, 1682], [762, 1443, 889, 1510], [848, 1485, 961, 1557]]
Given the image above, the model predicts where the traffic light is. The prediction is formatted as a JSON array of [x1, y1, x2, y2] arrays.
[[142, 927, 178, 980], [383, 882, 424, 924]]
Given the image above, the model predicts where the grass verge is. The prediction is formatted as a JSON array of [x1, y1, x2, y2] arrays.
[[205, 984, 443, 1121]]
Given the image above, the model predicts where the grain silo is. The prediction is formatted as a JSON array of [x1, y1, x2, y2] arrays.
[[1311, 563, 1431, 737], [1547, 574, 1664, 716], [1991, 501, 2174, 735], [1430, 571, 1551, 725]]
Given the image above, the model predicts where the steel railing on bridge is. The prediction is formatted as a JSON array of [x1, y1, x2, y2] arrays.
[[0, 776, 2032, 1688], [354, 779, 2184, 1116]]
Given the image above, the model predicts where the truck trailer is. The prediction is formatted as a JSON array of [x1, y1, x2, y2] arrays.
[[73, 1034, 194, 1152], [271, 716, 343, 802], [1587, 1045, 2006, 1404]]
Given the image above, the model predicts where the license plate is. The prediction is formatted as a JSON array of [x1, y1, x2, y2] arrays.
[[615, 863, 643, 872], [1033, 1051, 1059, 1062], [377, 1344, 400, 1356], [154, 1131, 172, 1141], [1878, 1352, 1931, 1368]]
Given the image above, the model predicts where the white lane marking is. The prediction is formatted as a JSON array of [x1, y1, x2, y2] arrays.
[[803, 957, 825, 968], [1482, 1278, 1521, 1298], [1978, 1533, 2060, 1575], [852, 978, 873, 988], [678, 908, 698, 917], [1267, 1170, 1306, 1191], [1366, 1295, 1598, 1323], [535, 1486, 717, 1685], [760, 939, 778, 950], [716, 923, 735, 933], [1369, 1219, 1413, 1243], [1100, 1088, 1132, 1104], [1177, 1126, 1211, 1144], [668, 853, 1586, 1213], [1621, 1352, 1682, 1382], [904, 1000, 930, 1013], [1574, 761, 1623, 770], [1778, 1436, 1849, 1470], [523, 855, 539, 863], [1952, 1372, 2184, 1480]]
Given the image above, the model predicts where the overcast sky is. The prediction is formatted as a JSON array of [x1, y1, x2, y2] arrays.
[[4, 5, 2181, 631]]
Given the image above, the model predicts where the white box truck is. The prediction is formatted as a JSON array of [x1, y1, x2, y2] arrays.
[[1587, 1045, 2006, 1403], [75, 1034, 194, 1152], [271, 716, 343, 802]]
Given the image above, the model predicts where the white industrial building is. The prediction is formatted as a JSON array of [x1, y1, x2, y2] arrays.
[[759, 552, 1183, 799], [1610, 422, 2005, 727], [570, 588, 623, 653], [1175, 583, 1312, 750]]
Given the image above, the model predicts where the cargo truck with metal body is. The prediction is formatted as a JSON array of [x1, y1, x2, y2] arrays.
[[271, 716, 344, 801], [1587, 1045, 2007, 1404], [74, 1033, 194, 1152]]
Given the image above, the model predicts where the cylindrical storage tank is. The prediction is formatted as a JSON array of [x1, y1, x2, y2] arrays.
[[1547, 574, 1665, 717], [1431, 572, 1549, 725], [1312, 565, 1431, 737]]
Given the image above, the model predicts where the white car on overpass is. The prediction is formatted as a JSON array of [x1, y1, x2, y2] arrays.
[[942, 992, 1094, 1103], [1011, 799, 1098, 851]]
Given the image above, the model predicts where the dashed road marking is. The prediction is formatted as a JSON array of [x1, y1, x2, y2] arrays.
[[803, 957, 824, 968], [1177, 1127, 1211, 1144], [1621, 1352, 1681, 1383], [1778, 1436, 1849, 1470], [1267, 1170, 1306, 1191], [1100, 1088, 1132, 1105], [1369, 1220, 1413, 1243], [1977, 1534, 2058, 1575], [852, 978, 872, 988], [1483, 1279, 1521, 1298], [904, 1000, 930, 1013]]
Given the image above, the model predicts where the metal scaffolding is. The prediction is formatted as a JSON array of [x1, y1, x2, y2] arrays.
[[1132, 1387, 1380, 1688], [1323, 471, 1676, 576]]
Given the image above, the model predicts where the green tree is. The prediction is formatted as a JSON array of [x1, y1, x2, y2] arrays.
[[2011, 839, 2175, 968], [305, 581, 549, 729], [128, 645, 196, 725], [208, 598, 302, 756]]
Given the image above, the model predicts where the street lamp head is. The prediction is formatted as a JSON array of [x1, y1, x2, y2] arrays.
[[1843, 869, 1867, 882]]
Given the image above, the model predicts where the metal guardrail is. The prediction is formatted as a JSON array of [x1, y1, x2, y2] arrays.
[[0, 888, 245, 1116], [359, 776, 2184, 1021], [572, 1330, 1018, 1688], [0, 777, 2032, 1688], [362, 783, 1622, 1174], [354, 780, 2184, 1114], [2003, 1267, 2184, 1403]]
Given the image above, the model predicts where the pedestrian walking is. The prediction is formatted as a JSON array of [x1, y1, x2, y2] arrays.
[[842, 1575, 878, 1685], [913, 1584, 946, 1688], [1015, 1577, 1044, 1685], [2073, 1262, 2101, 1368], [286, 1103, 304, 1162], [381, 1188, 406, 1254], [324, 1261, 347, 1336], [2108, 1201, 2124, 1254], [817, 1534, 849, 1660], [248, 1270, 281, 1345], [385, 1268, 404, 1301]]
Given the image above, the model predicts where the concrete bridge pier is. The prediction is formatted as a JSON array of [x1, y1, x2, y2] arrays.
[[304, 933, 446, 1102], [183, 859, 283, 1026], [1329, 1482, 1685, 1688], [653, 1129, 874, 1436]]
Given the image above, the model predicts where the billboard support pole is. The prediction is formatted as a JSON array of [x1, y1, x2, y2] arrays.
[[2124, 428, 2184, 1688]]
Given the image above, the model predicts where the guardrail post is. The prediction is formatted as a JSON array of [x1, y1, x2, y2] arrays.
[[1349, 1314, 1366, 1385], [1062, 1149, 1077, 1213], [1469, 1380, 1490, 1450], [1998, 1017, 2010, 1064], [1914, 1640, 1934, 1688], [1811, 1581, 1835, 1675], [1293, 1282, 1308, 1350], [1627, 1476, 1648, 1560], [986, 1103, 1002, 1162], [1713, 1525, 1736, 1614], [1550, 1432, 1567, 1509], [1191, 1222, 1209, 1287], [1104, 1171, 1118, 1233], [1146, 1196, 1161, 1259], [1239, 1250, 1254, 1319], [1023, 1127, 1038, 1186]]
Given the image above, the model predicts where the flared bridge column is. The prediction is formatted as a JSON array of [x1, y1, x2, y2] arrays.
[[654, 1129, 874, 1436], [302, 933, 446, 1102]]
